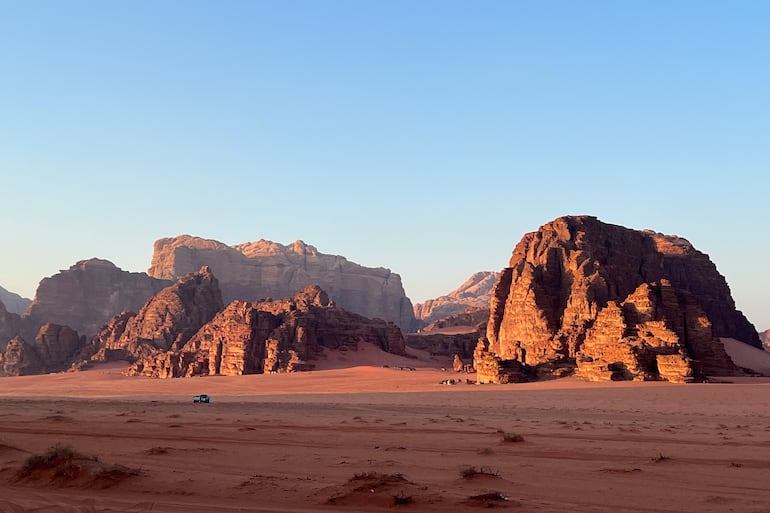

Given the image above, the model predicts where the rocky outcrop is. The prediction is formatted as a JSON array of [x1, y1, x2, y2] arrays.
[[0, 286, 31, 315], [479, 216, 756, 382], [25, 259, 171, 339], [413, 272, 499, 326], [126, 285, 407, 378], [576, 281, 738, 382], [0, 324, 86, 376], [89, 267, 223, 362], [420, 307, 490, 334], [0, 337, 43, 376], [147, 235, 416, 331], [0, 302, 38, 352], [761, 329, 769, 350], [406, 331, 480, 361]]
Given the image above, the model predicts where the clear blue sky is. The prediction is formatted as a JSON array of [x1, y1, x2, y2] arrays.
[[1, 1, 768, 330]]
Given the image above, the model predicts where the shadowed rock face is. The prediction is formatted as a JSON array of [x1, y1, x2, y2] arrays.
[[89, 267, 224, 362], [0, 324, 86, 376], [0, 286, 31, 316], [761, 330, 769, 350], [24, 259, 171, 339], [147, 235, 416, 332], [126, 285, 406, 378], [413, 272, 499, 326], [478, 216, 758, 382]]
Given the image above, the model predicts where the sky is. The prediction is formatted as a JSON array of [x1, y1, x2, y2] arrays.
[[1, 1, 768, 330]]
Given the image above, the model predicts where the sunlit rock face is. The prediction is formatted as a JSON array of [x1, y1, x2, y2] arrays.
[[125, 285, 406, 378], [24, 259, 171, 340], [477, 215, 757, 382], [148, 235, 416, 332]]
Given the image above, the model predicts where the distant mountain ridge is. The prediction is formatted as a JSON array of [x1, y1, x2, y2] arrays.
[[413, 271, 499, 326], [0, 286, 31, 316]]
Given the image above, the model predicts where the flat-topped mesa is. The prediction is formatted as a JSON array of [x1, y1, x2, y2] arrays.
[[147, 235, 417, 332], [127, 285, 407, 378], [479, 215, 758, 382], [24, 258, 171, 339], [413, 271, 499, 326], [89, 266, 223, 362]]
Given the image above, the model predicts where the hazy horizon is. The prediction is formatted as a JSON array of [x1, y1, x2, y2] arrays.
[[2, 1, 768, 330]]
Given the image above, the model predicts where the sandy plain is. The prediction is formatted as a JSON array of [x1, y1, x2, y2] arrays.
[[1, 344, 770, 513]]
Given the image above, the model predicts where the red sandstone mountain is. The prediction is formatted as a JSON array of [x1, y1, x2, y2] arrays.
[[147, 235, 416, 331], [413, 271, 499, 326], [24, 259, 171, 339], [0, 323, 86, 376], [477, 216, 758, 383], [88, 266, 223, 363], [126, 285, 406, 378]]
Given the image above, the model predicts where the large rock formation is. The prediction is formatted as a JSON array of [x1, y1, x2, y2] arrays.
[[147, 235, 416, 331], [761, 329, 769, 350], [0, 324, 86, 376], [478, 216, 758, 382], [126, 285, 407, 378], [0, 286, 31, 315], [413, 272, 499, 326], [25, 259, 171, 339], [0, 301, 38, 352], [89, 267, 223, 362]]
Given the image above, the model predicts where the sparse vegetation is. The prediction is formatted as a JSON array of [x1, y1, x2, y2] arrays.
[[459, 465, 500, 479], [15, 444, 140, 487], [392, 492, 413, 505], [651, 452, 670, 463], [502, 432, 525, 443]]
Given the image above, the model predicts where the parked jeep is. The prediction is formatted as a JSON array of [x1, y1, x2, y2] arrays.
[[193, 394, 210, 403]]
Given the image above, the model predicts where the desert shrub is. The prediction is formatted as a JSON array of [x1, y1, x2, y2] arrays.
[[459, 465, 500, 479], [502, 432, 525, 443], [392, 492, 413, 505], [17, 445, 94, 478]]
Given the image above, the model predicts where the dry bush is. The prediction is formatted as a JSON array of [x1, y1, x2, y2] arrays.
[[459, 465, 500, 479], [502, 432, 525, 443]]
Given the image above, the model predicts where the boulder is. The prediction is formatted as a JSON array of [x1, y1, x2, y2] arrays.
[[147, 235, 416, 331], [24, 259, 171, 339], [0, 323, 85, 376], [479, 216, 755, 382], [414, 272, 499, 326], [127, 285, 407, 378]]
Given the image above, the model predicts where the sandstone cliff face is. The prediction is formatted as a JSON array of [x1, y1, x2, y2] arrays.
[[25, 259, 171, 339], [90, 267, 223, 362], [147, 235, 416, 331], [480, 216, 756, 382], [0, 301, 38, 352], [127, 285, 406, 378], [413, 272, 499, 326], [761, 329, 769, 350], [0, 323, 86, 376], [0, 286, 31, 316], [0, 336, 43, 376]]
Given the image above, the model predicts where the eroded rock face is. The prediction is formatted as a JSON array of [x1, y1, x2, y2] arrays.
[[0, 323, 86, 376], [25, 259, 171, 339], [126, 285, 407, 378], [90, 267, 223, 362], [147, 235, 416, 331], [0, 337, 43, 376], [0, 286, 31, 316], [414, 272, 499, 326], [761, 330, 769, 350], [479, 216, 756, 382]]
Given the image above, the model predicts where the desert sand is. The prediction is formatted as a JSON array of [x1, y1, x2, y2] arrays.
[[2, 344, 770, 512]]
